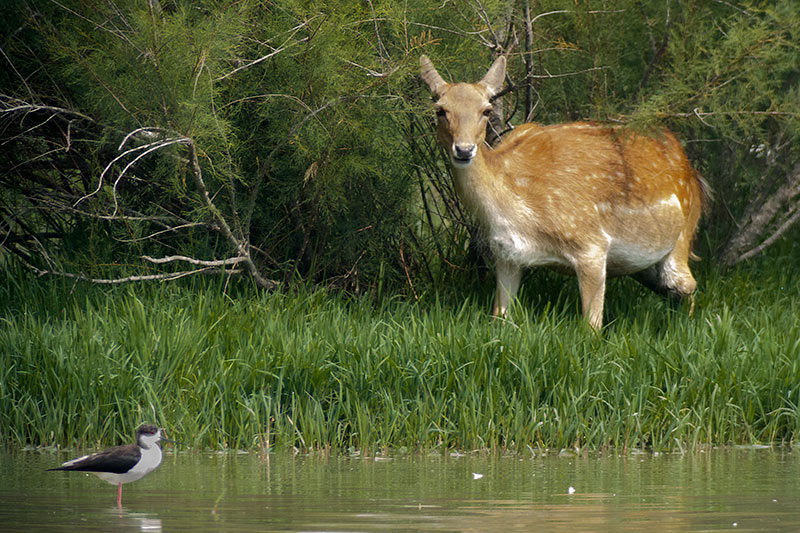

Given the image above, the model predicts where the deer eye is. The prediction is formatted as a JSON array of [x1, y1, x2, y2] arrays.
[[482, 107, 493, 117]]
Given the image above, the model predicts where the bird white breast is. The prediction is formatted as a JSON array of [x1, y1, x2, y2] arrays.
[[93, 445, 163, 486]]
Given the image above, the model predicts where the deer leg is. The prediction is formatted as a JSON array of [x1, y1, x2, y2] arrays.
[[632, 259, 696, 301], [576, 258, 607, 329], [633, 235, 697, 304], [492, 260, 522, 317], [632, 259, 697, 318], [664, 227, 698, 316]]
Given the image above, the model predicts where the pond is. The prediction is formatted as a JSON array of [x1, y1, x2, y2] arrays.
[[2, 447, 799, 531]]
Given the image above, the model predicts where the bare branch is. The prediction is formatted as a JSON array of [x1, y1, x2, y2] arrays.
[[530, 10, 569, 25], [529, 66, 609, 79], [720, 163, 800, 268], [366, 0, 389, 66], [491, 66, 609, 102], [343, 59, 399, 78], [215, 17, 312, 82], [114, 222, 208, 243], [118, 127, 171, 150], [109, 139, 188, 217], [667, 110, 799, 120], [185, 138, 279, 290], [141, 255, 248, 267], [50, 0, 142, 52], [221, 93, 312, 111], [737, 207, 800, 263], [0, 46, 33, 98], [29, 265, 243, 284], [0, 98, 95, 123], [74, 136, 188, 211], [215, 46, 286, 82], [33, 194, 189, 228], [468, 0, 503, 50]]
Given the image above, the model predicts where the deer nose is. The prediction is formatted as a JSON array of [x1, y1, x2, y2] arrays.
[[452, 143, 477, 164]]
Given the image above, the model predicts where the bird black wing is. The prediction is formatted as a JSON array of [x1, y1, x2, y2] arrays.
[[48, 444, 141, 474]]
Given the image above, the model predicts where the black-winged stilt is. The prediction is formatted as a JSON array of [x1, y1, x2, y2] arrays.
[[48, 424, 176, 506]]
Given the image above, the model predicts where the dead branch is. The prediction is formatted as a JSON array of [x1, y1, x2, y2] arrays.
[[0, 98, 95, 123], [215, 18, 310, 82], [468, 0, 503, 50], [736, 206, 800, 263], [720, 163, 800, 268], [216, 46, 287, 81], [491, 66, 609, 102], [3, 106, 281, 289], [114, 222, 208, 243], [668, 110, 799, 119], [74, 136, 188, 213], [141, 255, 248, 267], [184, 137, 279, 289], [30, 265, 243, 284]]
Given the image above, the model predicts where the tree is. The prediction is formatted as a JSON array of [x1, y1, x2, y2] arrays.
[[1, 0, 798, 295], [1, 0, 424, 290]]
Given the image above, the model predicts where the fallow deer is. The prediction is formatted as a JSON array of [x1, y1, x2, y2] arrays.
[[420, 55, 707, 328]]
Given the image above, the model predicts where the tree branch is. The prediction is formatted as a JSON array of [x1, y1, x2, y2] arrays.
[[30, 265, 243, 284], [141, 255, 248, 267], [185, 138, 279, 289], [720, 163, 800, 268]]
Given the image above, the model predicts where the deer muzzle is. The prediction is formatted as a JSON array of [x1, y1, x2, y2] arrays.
[[452, 143, 477, 167]]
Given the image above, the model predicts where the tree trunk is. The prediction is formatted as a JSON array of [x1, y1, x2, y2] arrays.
[[719, 163, 800, 269]]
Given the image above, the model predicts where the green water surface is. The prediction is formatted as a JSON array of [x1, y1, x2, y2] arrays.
[[2, 448, 799, 531]]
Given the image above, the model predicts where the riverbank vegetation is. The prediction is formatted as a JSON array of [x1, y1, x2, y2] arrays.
[[3, 1, 798, 289], [1, 1, 798, 453], [2, 246, 798, 453]]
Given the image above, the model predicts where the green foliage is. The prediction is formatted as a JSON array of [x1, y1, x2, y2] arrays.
[[624, 2, 799, 249], [4, 0, 796, 289], [2, 257, 798, 452], [3, 0, 435, 287], [2, 0, 799, 453]]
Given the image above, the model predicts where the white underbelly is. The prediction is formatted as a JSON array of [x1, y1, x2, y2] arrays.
[[488, 222, 673, 274], [483, 198, 680, 274], [606, 241, 673, 275], [94, 469, 149, 485]]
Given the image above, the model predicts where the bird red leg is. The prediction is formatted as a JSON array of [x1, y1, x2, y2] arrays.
[[117, 483, 122, 507]]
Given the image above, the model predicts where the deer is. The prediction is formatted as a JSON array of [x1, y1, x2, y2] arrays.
[[420, 54, 707, 329]]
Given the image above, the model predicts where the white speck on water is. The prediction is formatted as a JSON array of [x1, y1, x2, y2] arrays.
[[472, 473, 484, 480], [732, 522, 738, 527], [568, 486, 576, 495]]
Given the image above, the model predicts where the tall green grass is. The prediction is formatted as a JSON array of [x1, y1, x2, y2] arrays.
[[1, 254, 798, 453]]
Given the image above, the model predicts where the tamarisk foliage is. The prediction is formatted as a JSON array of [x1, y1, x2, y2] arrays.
[[1, 1, 797, 292]]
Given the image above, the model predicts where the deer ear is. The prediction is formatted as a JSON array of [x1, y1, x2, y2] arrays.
[[420, 55, 447, 95], [479, 55, 506, 96]]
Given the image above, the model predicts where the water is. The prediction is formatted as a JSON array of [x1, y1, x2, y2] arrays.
[[2, 448, 799, 531]]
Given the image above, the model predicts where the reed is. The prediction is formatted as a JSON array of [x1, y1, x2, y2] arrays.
[[1, 255, 798, 453]]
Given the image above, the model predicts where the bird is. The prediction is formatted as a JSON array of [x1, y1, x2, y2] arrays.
[[48, 424, 176, 506]]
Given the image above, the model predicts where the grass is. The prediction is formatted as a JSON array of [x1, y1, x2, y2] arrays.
[[1, 252, 798, 454]]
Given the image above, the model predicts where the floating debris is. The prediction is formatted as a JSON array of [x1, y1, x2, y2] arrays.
[[472, 473, 484, 480]]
